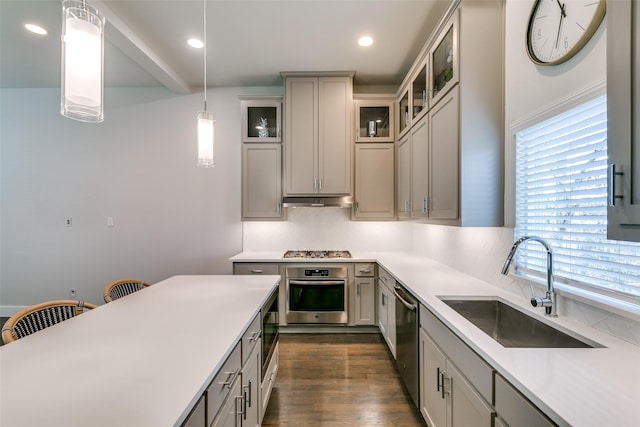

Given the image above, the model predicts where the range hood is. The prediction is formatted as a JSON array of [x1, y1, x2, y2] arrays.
[[282, 196, 353, 208]]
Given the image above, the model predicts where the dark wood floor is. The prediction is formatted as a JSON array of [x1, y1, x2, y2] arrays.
[[262, 333, 426, 426]]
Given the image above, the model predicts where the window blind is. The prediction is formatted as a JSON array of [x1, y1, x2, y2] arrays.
[[515, 95, 640, 298]]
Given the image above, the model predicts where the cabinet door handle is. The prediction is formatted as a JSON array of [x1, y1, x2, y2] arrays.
[[436, 367, 442, 395], [423, 196, 428, 213], [355, 201, 359, 214], [609, 164, 624, 206], [319, 178, 323, 191], [249, 330, 261, 342], [356, 283, 360, 296]]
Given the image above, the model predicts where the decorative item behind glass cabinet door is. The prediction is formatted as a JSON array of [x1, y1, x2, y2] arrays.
[[355, 99, 394, 143], [240, 97, 282, 143], [430, 10, 459, 107]]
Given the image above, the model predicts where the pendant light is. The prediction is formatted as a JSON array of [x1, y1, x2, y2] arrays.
[[61, 0, 105, 123], [197, 0, 215, 167]]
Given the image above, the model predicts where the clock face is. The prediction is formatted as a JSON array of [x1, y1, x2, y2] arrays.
[[526, 0, 606, 65]]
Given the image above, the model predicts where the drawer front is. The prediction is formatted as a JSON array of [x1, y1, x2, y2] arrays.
[[242, 313, 262, 366], [233, 263, 280, 275], [206, 342, 242, 424], [495, 374, 557, 427], [354, 263, 375, 277], [420, 304, 493, 403], [377, 266, 393, 288]]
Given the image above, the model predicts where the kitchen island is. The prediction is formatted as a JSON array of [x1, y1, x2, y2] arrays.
[[0, 275, 280, 427], [231, 251, 640, 426]]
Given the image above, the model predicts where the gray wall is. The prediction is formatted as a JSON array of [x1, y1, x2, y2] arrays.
[[0, 86, 279, 309]]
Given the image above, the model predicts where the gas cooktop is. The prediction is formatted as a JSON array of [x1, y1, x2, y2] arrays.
[[283, 250, 352, 259]]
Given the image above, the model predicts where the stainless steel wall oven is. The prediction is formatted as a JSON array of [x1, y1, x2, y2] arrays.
[[285, 266, 349, 324], [261, 288, 279, 380]]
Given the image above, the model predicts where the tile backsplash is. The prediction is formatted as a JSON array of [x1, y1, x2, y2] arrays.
[[242, 209, 640, 346]]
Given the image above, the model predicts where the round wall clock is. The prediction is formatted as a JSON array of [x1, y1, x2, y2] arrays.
[[526, 0, 606, 66]]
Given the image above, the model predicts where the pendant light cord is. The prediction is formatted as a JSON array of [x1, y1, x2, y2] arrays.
[[203, 0, 207, 112]]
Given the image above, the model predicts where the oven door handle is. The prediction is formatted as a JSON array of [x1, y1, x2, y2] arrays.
[[289, 280, 345, 286]]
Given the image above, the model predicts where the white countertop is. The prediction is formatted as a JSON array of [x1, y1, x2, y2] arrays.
[[0, 275, 280, 427], [231, 251, 640, 426]]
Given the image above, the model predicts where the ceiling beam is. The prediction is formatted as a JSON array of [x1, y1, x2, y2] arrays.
[[92, 0, 192, 94]]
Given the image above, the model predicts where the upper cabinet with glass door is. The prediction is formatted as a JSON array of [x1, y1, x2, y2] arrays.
[[240, 97, 282, 143], [410, 62, 428, 123], [355, 99, 394, 143], [429, 10, 458, 107], [398, 89, 410, 138]]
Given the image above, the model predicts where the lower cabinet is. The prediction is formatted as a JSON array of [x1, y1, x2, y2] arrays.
[[354, 263, 376, 325], [419, 305, 494, 427], [212, 377, 243, 427], [377, 267, 396, 358], [182, 395, 206, 427], [419, 328, 493, 427], [261, 342, 279, 420], [205, 342, 243, 427], [494, 373, 557, 427]]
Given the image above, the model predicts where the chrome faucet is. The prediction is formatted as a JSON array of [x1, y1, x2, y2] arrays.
[[501, 236, 557, 317]]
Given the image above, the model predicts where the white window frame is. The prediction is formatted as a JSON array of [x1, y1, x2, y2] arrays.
[[512, 84, 640, 317]]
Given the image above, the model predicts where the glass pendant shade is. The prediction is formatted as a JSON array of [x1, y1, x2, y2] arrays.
[[61, 0, 105, 123], [197, 111, 215, 167]]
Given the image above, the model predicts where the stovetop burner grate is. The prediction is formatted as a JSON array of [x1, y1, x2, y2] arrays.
[[283, 250, 352, 259]]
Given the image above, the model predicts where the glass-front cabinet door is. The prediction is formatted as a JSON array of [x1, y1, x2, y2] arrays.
[[355, 99, 394, 142], [398, 89, 410, 137], [240, 97, 282, 143], [429, 10, 459, 107], [411, 62, 428, 122]]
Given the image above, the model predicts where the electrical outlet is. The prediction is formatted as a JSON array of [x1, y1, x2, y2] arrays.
[[65, 218, 72, 227], [70, 288, 76, 298], [107, 216, 114, 227]]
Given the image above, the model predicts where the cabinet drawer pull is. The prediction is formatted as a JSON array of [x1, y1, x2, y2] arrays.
[[249, 330, 261, 342], [250, 269, 263, 274], [219, 368, 240, 389]]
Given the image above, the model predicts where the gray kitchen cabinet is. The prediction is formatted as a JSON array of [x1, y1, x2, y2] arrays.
[[411, 116, 429, 218], [396, 133, 411, 219], [208, 343, 242, 426], [395, 0, 502, 226], [494, 373, 557, 427], [283, 73, 353, 196], [241, 143, 284, 220], [233, 263, 280, 276], [607, 0, 640, 241], [355, 98, 394, 143], [354, 263, 376, 325], [420, 328, 494, 427], [182, 395, 206, 427], [211, 377, 243, 427], [427, 85, 459, 221], [419, 304, 494, 427], [242, 338, 261, 427], [260, 342, 279, 420], [240, 97, 281, 143], [354, 143, 395, 220], [377, 266, 396, 358]]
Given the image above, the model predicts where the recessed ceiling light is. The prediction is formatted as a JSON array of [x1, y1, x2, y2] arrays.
[[188, 38, 204, 49], [25, 23, 47, 35], [358, 36, 373, 47]]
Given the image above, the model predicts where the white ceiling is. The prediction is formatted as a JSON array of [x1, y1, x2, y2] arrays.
[[0, 0, 452, 93]]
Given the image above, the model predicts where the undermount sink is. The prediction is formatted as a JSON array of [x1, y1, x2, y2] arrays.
[[440, 298, 601, 348]]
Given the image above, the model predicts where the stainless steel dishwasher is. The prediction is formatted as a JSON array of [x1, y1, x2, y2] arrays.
[[394, 283, 419, 407]]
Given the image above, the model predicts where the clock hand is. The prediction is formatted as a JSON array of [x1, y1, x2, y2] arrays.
[[555, 0, 567, 17], [555, 2, 566, 49]]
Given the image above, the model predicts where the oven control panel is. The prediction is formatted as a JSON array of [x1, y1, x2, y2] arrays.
[[304, 269, 329, 277]]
